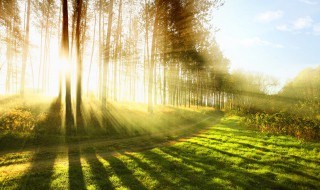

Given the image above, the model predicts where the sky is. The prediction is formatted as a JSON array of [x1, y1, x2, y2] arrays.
[[213, 0, 320, 88]]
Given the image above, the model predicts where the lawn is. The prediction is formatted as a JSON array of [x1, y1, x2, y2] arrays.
[[1, 114, 320, 189]]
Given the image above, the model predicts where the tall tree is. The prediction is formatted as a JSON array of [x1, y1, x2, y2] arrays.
[[113, 0, 122, 101], [62, 0, 73, 134], [75, 0, 83, 127], [102, 0, 114, 126], [20, 0, 31, 95]]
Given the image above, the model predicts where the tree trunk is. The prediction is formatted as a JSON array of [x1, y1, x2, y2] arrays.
[[62, 0, 74, 135], [87, 14, 96, 96], [5, 19, 12, 94], [20, 0, 31, 95], [113, 0, 122, 101], [148, 0, 159, 113], [75, 0, 83, 130], [58, 4, 62, 98], [102, 0, 114, 127]]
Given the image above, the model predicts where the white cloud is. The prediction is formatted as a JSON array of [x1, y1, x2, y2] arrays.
[[276, 24, 290, 31], [299, 0, 318, 5], [313, 23, 320, 35], [277, 16, 315, 32], [256, 10, 284, 22], [240, 37, 284, 48], [292, 16, 313, 30]]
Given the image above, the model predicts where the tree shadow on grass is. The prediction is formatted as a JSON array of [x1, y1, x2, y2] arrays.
[[35, 99, 62, 135], [16, 148, 57, 190], [82, 148, 113, 189], [124, 153, 175, 189], [14, 99, 63, 189], [68, 142, 86, 190], [100, 154, 148, 190]]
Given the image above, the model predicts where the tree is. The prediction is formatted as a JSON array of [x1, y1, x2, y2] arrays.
[[61, 0, 74, 134], [4, 0, 22, 94], [20, 0, 31, 95], [74, 0, 83, 128], [148, 0, 160, 113], [102, 0, 114, 127]]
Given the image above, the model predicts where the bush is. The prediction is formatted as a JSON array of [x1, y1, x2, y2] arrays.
[[0, 109, 36, 132], [241, 112, 320, 141]]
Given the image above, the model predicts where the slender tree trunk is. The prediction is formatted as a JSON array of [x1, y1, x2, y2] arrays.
[[113, 0, 122, 101], [62, 0, 73, 135], [75, 0, 83, 130], [102, 0, 114, 127], [87, 14, 96, 96], [148, 0, 159, 113], [98, 0, 102, 99], [5, 19, 12, 94], [20, 0, 30, 95], [144, 0, 150, 103], [58, 4, 62, 99]]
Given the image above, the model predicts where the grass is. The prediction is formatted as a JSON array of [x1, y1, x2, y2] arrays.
[[0, 96, 220, 151], [1, 114, 320, 189]]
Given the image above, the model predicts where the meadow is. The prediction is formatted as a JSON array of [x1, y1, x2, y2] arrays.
[[1, 98, 319, 189]]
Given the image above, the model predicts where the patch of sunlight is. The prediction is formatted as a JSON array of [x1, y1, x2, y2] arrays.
[[50, 150, 69, 189], [96, 154, 126, 189], [130, 152, 178, 184], [0, 162, 32, 182], [152, 148, 205, 174], [120, 154, 159, 189], [109, 175, 128, 190], [80, 157, 100, 190], [211, 177, 233, 189], [230, 157, 244, 166], [0, 151, 34, 166]]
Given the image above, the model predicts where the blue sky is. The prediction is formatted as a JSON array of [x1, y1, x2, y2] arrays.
[[213, 0, 320, 87]]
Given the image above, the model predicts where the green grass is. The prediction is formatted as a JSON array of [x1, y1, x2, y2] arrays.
[[1, 115, 320, 189], [0, 96, 220, 151]]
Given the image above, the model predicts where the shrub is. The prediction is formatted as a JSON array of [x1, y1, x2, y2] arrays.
[[241, 112, 320, 141], [0, 109, 36, 132]]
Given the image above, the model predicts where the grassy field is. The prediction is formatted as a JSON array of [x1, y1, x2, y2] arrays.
[[0, 96, 219, 151], [1, 113, 320, 189]]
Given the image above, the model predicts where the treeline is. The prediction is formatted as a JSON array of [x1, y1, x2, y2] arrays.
[[1, 0, 319, 140], [1, 0, 232, 133], [239, 66, 320, 141]]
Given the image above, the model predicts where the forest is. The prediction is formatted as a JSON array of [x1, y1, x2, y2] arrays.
[[0, 0, 320, 189]]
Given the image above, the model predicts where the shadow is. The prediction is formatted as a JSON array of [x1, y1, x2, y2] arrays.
[[139, 149, 224, 189], [195, 135, 272, 153], [68, 142, 86, 190], [158, 146, 287, 190], [35, 98, 62, 135], [124, 153, 175, 188], [101, 154, 148, 190], [83, 149, 113, 189], [16, 148, 57, 190]]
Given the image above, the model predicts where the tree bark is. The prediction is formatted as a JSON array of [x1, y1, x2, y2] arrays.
[[87, 14, 96, 96], [75, 0, 83, 130], [20, 0, 31, 95], [62, 0, 74, 135], [148, 0, 159, 113], [102, 0, 114, 127]]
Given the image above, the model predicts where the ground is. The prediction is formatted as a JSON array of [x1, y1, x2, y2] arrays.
[[1, 113, 320, 190]]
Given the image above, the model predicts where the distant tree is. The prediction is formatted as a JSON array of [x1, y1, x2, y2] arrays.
[[4, 0, 22, 94], [102, 0, 114, 127], [20, 0, 31, 95]]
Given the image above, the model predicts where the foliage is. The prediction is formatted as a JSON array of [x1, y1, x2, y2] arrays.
[[1, 116, 320, 189], [241, 112, 320, 141], [0, 109, 36, 132]]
